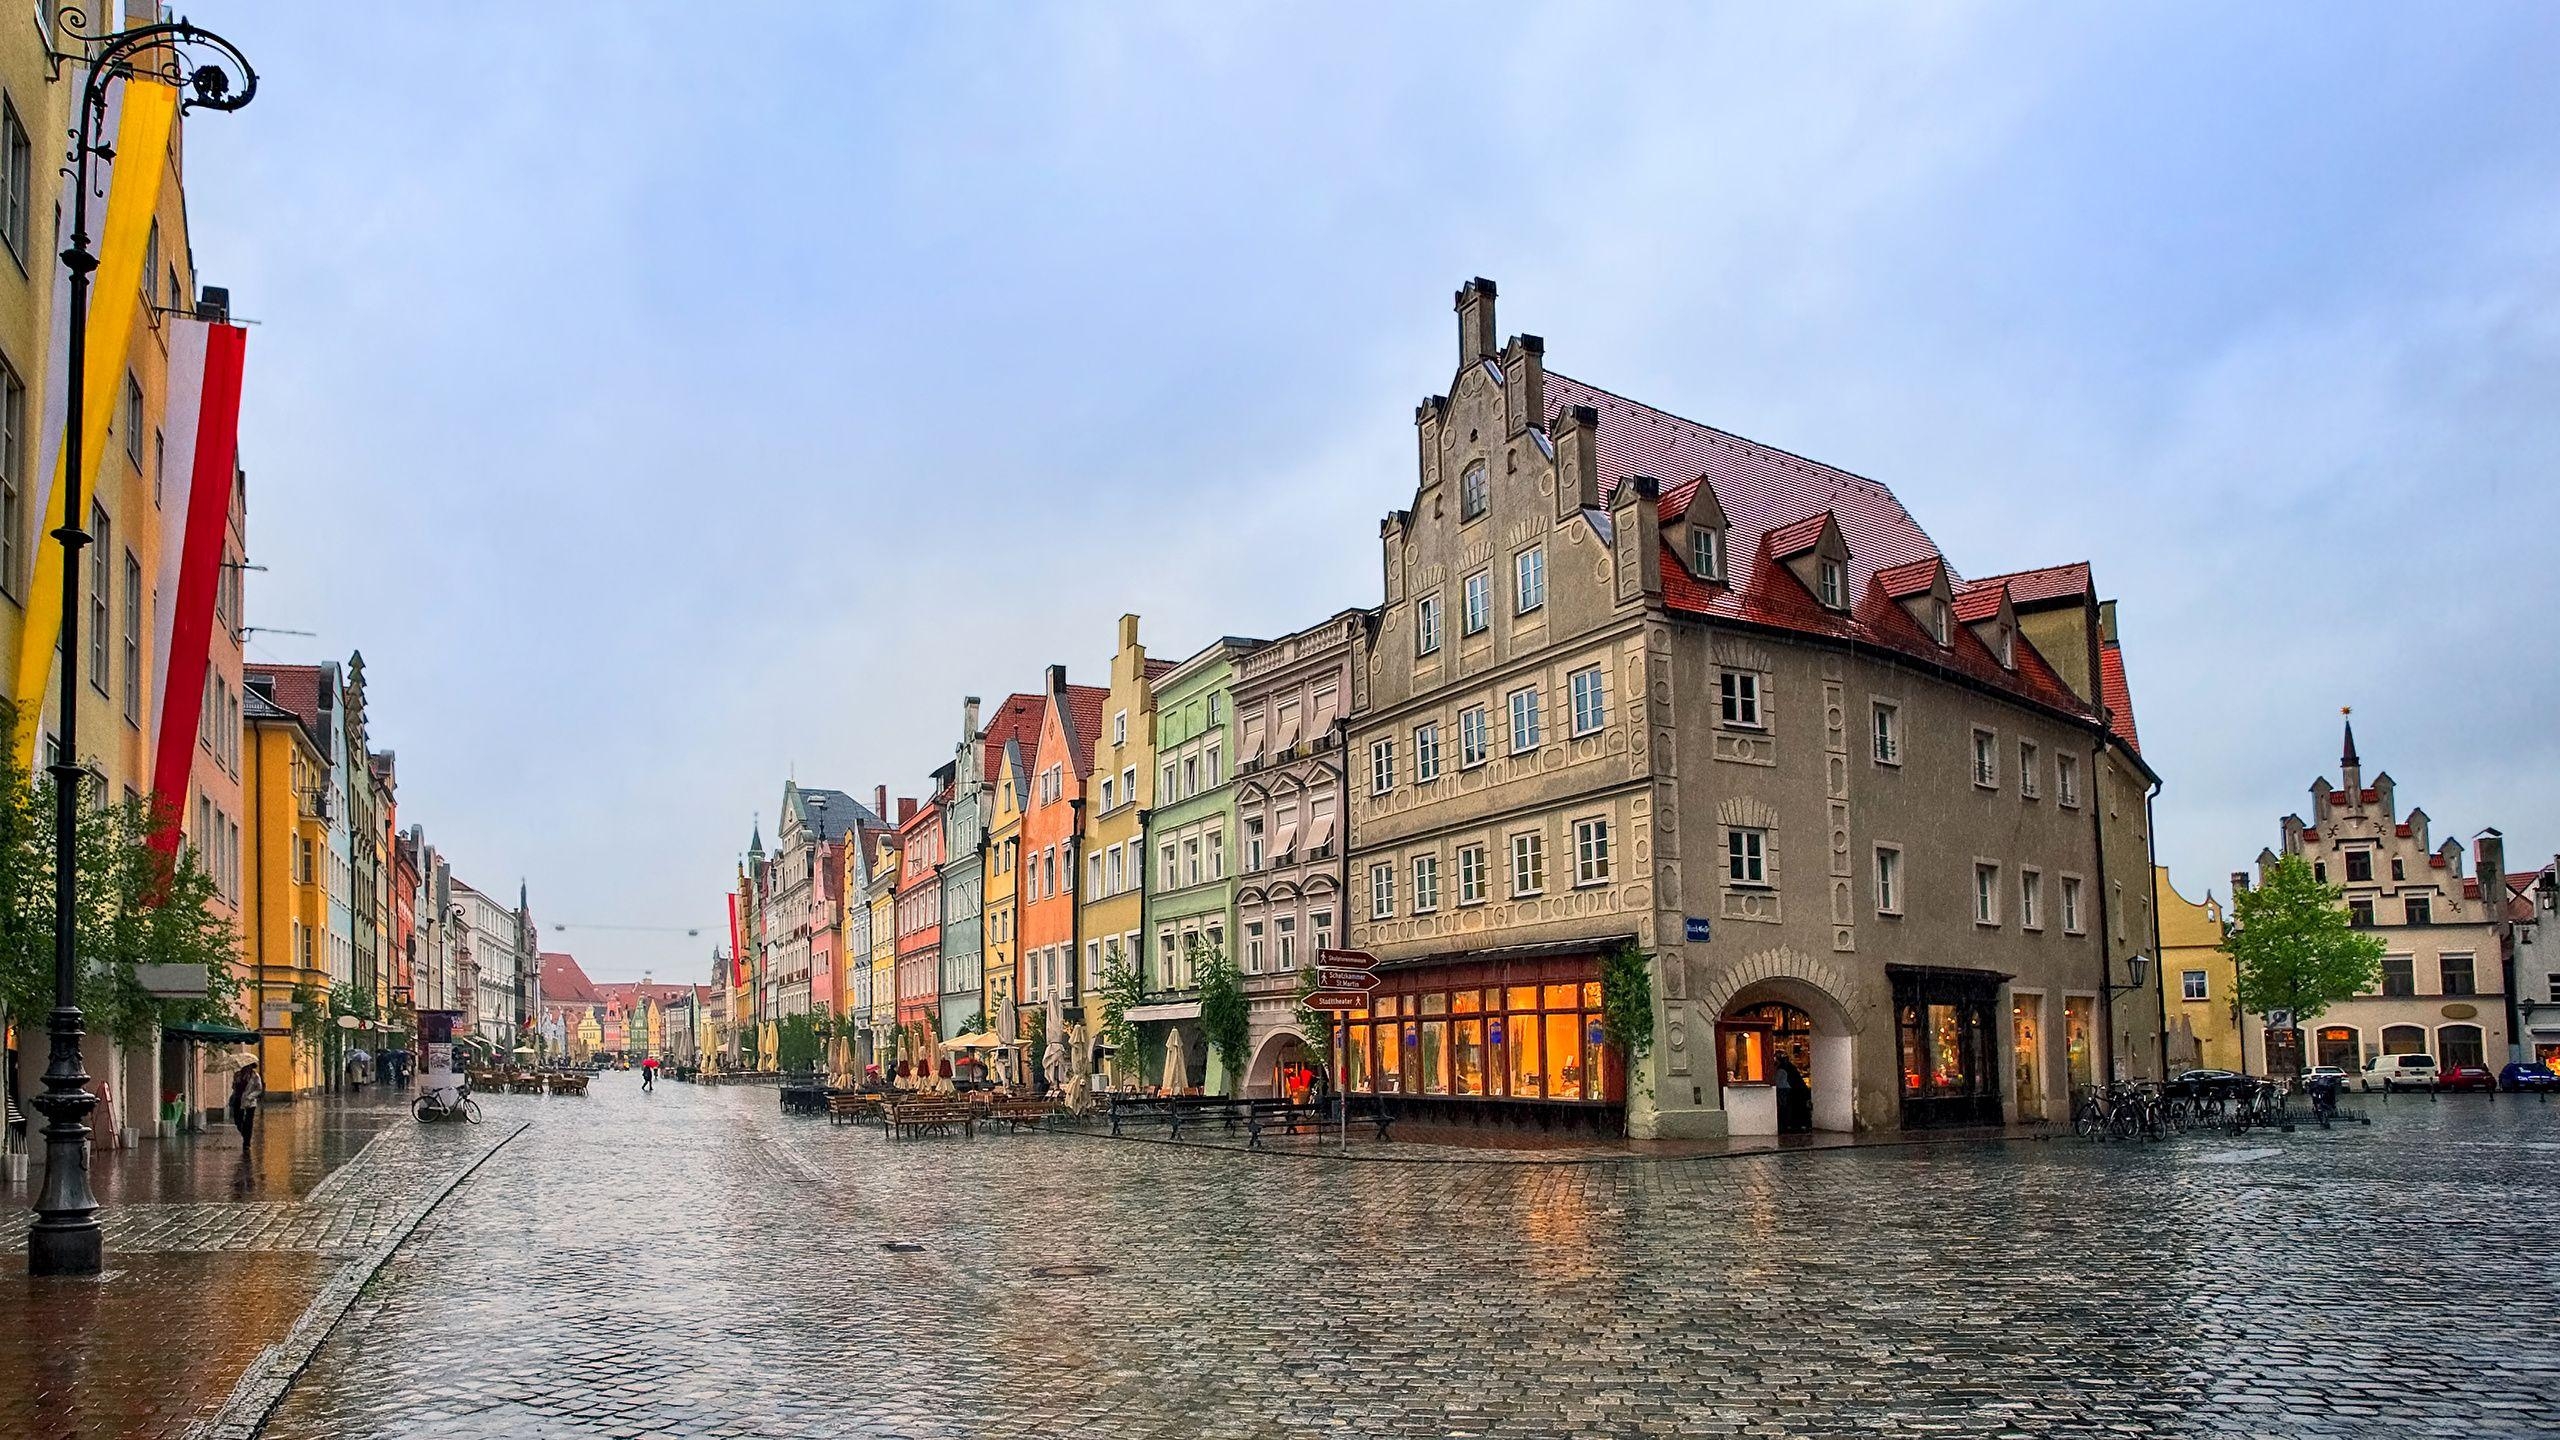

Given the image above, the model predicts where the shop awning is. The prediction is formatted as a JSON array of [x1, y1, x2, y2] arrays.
[[1126, 1001, 1200, 1023], [941, 1031, 1002, 1049], [163, 1019, 260, 1044]]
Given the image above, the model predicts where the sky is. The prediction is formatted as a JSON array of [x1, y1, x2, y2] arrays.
[[186, 3, 2560, 982]]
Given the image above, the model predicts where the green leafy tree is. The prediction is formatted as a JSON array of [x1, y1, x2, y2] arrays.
[[0, 747, 244, 1049], [1599, 942, 1656, 1064], [1098, 952, 1145, 1082], [2228, 853, 2385, 1065], [1291, 965, 1335, 1085], [1193, 937, 1250, 1093], [775, 1011, 823, 1073]]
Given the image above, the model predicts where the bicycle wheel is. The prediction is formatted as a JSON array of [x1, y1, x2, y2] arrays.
[[2072, 1098, 2099, 1138], [411, 1094, 432, 1122], [462, 1098, 483, 1124]]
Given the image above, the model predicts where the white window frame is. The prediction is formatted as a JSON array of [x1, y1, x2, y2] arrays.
[[1415, 594, 1442, 657], [1692, 525, 1726, 583], [1412, 854, 1439, 913], [1412, 722, 1441, 783], [2019, 740, 2041, 799], [2181, 970, 2209, 1002], [1817, 557, 1846, 609], [1975, 861, 2001, 926], [1872, 700, 1900, 766], [1514, 545, 1545, 614], [1460, 461, 1488, 521], [1569, 666, 1606, 737], [1244, 921, 1264, 973], [1507, 685, 1541, 753], [1719, 670, 1762, 729], [1370, 737, 1395, 796], [1458, 706, 1490, 767], [1573, 817, 1611, 887], [1369, 862, 1396, 919], [1874, 844, 1902, 916], [1508, 830, 1545, 897], [2061, 874, 2085, 934], [1456, 843, 1487, 905], [2057, 752, 2081, 808], [2020, 867, 2043, 932], [1726, 828, 1768, 888], [1113, 710, 1128, 746], [1462, 570, 1491, 636], [1972, 727, 1999, 789]]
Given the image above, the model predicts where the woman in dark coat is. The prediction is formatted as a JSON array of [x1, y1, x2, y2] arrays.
[[227, 1060, 263, 1152]]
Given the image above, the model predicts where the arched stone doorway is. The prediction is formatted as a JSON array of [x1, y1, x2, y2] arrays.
[[1247, 1029, 1318, 1100], [1711, 974, 1856, 1136], [2313, 1025, 2359, 1071]]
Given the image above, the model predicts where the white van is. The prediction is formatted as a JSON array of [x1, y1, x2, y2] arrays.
[[2360, 1053, 2437, 1092]]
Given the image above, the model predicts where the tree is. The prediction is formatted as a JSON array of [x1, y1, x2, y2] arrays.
[[1291, 964, 1335, 1086], [0, 753, 244, 1050], [1193, 937, 1250, 1094], [1098, 952, 1145, 1083], [2228, 853, 2385, 1067]]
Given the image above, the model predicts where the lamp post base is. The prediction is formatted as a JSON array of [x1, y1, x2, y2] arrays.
[[27, 1219, 103, 1277], [26, 1008, 104, 1277]]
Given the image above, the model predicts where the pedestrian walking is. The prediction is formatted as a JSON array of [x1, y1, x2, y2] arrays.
[[228, 1060, 263, 1153], [641, 1054, 659, 1092]]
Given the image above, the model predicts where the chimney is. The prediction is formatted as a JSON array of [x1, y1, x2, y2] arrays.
[[1455, 277, 1497, 364], [1046, 663, 1067, 698], [195, 285, 229, 323], [1553, 404, 1601, 520], [1501, 333, 1545, 434], [962, 695, 981, 740], [898, 797, 917, 824], [2230, 870, 2250, 896], [1117, 613, 1140, 652], [1610, 475, 1663, 603], [874, 785, 887, 819], [2476, 829, 2506, 904]]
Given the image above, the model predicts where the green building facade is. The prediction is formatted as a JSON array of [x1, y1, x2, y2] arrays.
[[1137, 636, 1263, 1093]]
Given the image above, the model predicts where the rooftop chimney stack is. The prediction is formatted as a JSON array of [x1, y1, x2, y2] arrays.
[[1456, 277, 1498, 364]]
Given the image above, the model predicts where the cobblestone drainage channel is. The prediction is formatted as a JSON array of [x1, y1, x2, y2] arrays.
[[1031, 1262, 1113, 1279], [879, 1241, 926, 1253]]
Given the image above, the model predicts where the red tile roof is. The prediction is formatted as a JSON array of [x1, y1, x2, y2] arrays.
[[592, 981, 695, 1007], [979, 693, 1045, 784], [1143, 658, 1179, 681], [245, 663, 327, 734], [539, 952, 600, 1006], [1872, 557, 1941, 600], [2394, 824, 2412, 837], [1969, 562, 2091, 607], [1950, 583, 2007, 624], [1548, 372, 2100, 728], [1057, 683, 1110, 777], [2099, 641, 2139, 753]]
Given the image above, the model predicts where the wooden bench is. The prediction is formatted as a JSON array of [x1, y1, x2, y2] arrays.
[[545, 1073, 589, 1097], [507, 1075, 544, 1095], [883, 1099, 975, 1139], [827, 1093, 881, 1126], [1167, 1096, 1254, 1140], [1243, 1099, 1329, 1148], [1107, 1095, 1179, 1137], [985, 1099, 1057, 1132]]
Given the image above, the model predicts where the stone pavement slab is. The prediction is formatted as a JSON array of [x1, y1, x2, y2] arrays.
[[6, 1095, 525, 1440], [263, 1076, 2560, 1439]]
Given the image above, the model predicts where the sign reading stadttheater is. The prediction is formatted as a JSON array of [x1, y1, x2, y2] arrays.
[[1304, 991, 1371, 1012]]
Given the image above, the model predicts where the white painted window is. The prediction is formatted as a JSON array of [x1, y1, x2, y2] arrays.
[[1244, 818, 1264, 872], [1507, 686, 1541, 753], [1975, 862, 2001, 926], [1509, 831, 1546, 896], [1515, 545, 1545, 614], [1311, 910, 1332, 957], [1574, 818, 1611, 886], [1462, 571, 1491, 636], [1456, 844, 1487, 905], [1413, 722, 1441, 783], [1818, 557, 1846, 609], [1275, 915, 1297, 969], [2020, 868, 2043, 931], [1972, 728, 1998, 788], [1184, 838, 1201, 887], [1370, 737, 1395, 795], [1874, 845, 1902, 915], [1460, 462, 1488, 521], [1872, 702, 1900, 765], [1412, 854, 1439, 912], [1113, 710, 1127, 746], [1719, 670, 1761, 729], [1459, 706, 1490, 767], [1369, 862, 1395, 919], [1208, 830, 1224, 880], [1244, 921, 1264, 973], [1726, 828, 1767, 887], [2020, 741, 2041, 799], [2063, 876, 2085, 933], [2182, 970, 2208, 1002], [1569, 667, 1606, 736], [2057, 753, 2081, 808], [1416, 594, 1442, 656], [1693, 525, 1726, 583]]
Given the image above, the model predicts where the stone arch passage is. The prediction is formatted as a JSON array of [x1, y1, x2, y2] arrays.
[[1699, 948, 1859, 1135]]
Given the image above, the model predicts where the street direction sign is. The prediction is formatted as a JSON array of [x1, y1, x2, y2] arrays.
[[1316, 947, 1379, 968], [1315, 966, 1379, 992], [1304, 990, 1371, 1012]]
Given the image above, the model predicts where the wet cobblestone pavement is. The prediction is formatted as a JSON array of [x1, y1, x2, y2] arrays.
[[258, 1079, 2560, 1439], [5, 1097, 522, 1440]]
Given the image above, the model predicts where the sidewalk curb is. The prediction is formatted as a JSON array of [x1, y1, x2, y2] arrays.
[[1051, 1121, 2067, 1168], [190, 1119, 529, 1440]]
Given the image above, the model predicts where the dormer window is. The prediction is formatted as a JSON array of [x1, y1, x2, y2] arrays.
[[1692, 526, 1727, 583], [1817, 558, 1846, 609], [1459, 462, 1488, 522], [1929, 601, 1950, 646]]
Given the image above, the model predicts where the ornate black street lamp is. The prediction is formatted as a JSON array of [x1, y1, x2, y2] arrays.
[[28, 17, 255, 1278]]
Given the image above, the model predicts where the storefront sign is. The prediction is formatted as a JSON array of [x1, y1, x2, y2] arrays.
[[1685, 917, 1712, 943]]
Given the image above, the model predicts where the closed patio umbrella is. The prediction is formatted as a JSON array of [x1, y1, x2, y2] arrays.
[[1162, 1027, 1189, 1094]]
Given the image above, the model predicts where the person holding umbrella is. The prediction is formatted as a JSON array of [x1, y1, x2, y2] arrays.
[[227, 1059, 263, 1154], [641, 1054, 660, 1093]]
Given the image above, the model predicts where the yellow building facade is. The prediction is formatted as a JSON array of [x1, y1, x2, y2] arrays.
[[2157, 866, 2256, 1074], [1078, 614, 1160, 1075], [867, 831, 899, 1073], [983, 742, 1025, 1060], [243, 689, 330, 1094]]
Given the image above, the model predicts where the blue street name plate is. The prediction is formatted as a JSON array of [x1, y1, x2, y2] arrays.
[[1684, 917, 1712, 943]]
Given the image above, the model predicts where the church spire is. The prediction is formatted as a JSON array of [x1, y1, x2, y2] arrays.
[[2340, 707, 2360, 771]]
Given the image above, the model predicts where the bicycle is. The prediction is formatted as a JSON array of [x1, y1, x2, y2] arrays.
[[412, 1085, 482, 1124]]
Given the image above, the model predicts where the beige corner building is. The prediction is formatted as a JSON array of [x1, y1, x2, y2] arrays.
[[2156, 866, 2259, 1074], [1344, 279, 2162, 1140], [2247, 721, 2509, 1075]]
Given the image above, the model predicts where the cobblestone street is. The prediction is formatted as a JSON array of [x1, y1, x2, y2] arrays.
[[257, 1078, 2559, 1439]]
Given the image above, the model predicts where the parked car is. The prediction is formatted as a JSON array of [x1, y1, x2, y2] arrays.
[[2435, 1063, 2496, 1092], [2360, 1053, 2438, 1092], [2498, 1061, 2559, 1093], [2301, 1065, 2348, 1091]]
